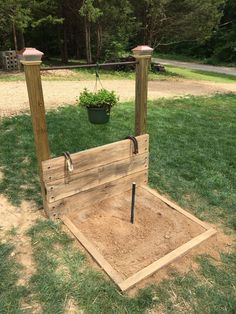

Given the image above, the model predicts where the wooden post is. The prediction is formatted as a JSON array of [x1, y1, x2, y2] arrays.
[[132, 45, 153, 136], [20, 48, 50, 213]]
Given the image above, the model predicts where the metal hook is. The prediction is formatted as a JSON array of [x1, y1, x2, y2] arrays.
[[126, 135, 139, 154], [63, 151, 74, 172]]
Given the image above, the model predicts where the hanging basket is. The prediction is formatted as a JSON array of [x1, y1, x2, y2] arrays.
[[87, 107, 110, 124]]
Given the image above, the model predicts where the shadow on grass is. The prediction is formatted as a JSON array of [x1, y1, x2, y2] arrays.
[[0, 94, 235, 230]]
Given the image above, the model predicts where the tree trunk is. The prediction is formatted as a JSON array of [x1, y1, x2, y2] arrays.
[[12, 21, 18, 51], [62, 22, 68, 63], [58, 23, 69, 64], [85, 17, 92, 63], [96, 24, 102, 60], [17, 28, 25, 50]]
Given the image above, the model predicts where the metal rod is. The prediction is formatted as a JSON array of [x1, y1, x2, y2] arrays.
[[40, 61, 138, 71], [130, 182, 136, 224]]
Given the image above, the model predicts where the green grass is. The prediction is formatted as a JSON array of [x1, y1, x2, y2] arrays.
[[0, 67, 176, 82], [0, 93, 235, 313], [26, 220, 154, 314], [165, 65, 236, 83], [152, 251, 236, 313], [0, 243, 28, 313], [1, 65, 235, 83], [154, 52, 204, 63], [154, 52, 236, 67]]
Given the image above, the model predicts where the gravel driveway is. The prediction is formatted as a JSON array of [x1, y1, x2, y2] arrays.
[[1, 79, 236, 117], [154, 58, 236, 76]]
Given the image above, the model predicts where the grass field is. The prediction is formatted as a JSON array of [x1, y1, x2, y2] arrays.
[[154, 52, 236, 68], [0, 94, 235, 313], [166, 65, 236, 83], [0, 64, 236, 83]]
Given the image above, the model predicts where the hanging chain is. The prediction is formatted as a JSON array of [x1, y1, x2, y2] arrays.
[[94, 62, 104, 91]]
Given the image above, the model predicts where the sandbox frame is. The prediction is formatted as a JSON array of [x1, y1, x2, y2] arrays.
[[61, 185, 216, 292]]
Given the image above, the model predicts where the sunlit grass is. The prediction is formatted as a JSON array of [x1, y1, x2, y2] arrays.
[[165, 65, 236, 83]]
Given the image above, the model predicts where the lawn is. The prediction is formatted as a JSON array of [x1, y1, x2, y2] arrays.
[[154, 52, 236, 68], [0, 94, 235, 313], [1, 63, 236, 83], [165, 65, 236, 83]]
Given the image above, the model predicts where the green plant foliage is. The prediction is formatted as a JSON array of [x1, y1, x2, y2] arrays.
[[78, 88, 119, 110]]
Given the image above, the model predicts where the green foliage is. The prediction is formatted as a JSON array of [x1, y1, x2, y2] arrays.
[[210, 0, 236, 62], [0, 0, 31, 49], [0, 0, 232, 63], [160, 0, 236, 63], [79, 0, 102, 23], [132, 0, 225, 48], [78, 88, 119, 109]]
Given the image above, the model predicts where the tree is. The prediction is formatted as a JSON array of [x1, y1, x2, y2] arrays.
[[0, 0, 31, 51], [95, 0, 138, 60], [79, 0, 102, 63], [210, 0, 236, 62], [132, 0, 225, 49]]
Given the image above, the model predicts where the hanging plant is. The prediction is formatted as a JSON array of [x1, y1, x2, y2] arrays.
[[78, 88, 119, 124]]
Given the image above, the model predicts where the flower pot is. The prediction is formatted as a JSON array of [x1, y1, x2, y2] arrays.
[[87, 107, 110, 124]]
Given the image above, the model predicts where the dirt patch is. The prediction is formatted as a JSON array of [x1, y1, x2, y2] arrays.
[[68, 188, 206, 279], [0, 79, 236, 117], [0, 195, 44, 284], [66, 187, 234, 293], [41, 69, 77, 78]]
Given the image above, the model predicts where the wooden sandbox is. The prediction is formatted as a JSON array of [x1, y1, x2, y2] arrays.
[[42, 134, 216, 291]]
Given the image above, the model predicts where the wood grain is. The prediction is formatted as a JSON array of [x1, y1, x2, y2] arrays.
[[48, 170, 148, 217], [42, 134, 149, 183], [23, 62, 50, 215], [46, 153, 148, 203], [134, 57, 151, 136]]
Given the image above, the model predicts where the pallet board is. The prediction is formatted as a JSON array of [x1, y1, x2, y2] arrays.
[[42, 135, 149, 217]]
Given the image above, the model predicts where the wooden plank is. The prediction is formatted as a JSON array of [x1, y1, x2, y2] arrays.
[[42, 134, 149, 183], [134, 57, 151, 136], [62, 215, 123, 284], [141, 185, 211, 230], [22, 61, 50, 216], [46, 153, 148, 203], [47, 170, 148, 217], [119, 228, 217, 291]]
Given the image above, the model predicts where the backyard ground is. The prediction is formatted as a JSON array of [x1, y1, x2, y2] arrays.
[[0, 67, 235, 313], [0, 66, 236, 117]]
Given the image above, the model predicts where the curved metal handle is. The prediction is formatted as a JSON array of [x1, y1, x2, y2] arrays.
[[126, 136, 139, 154], [63, 151, 74, 172]]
